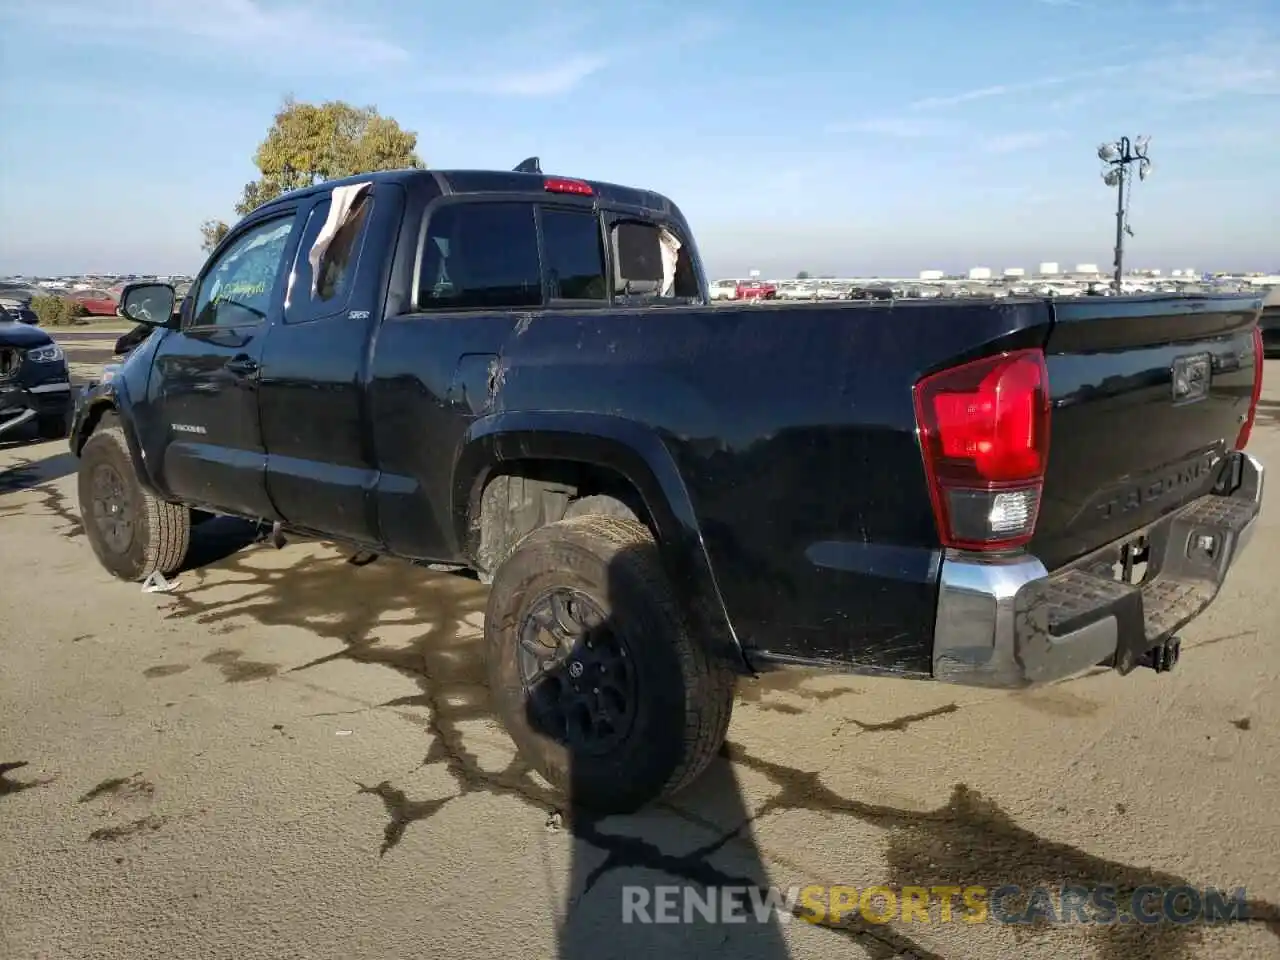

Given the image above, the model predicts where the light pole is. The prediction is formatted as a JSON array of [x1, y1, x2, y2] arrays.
[[1098, 136, 1153, 293]]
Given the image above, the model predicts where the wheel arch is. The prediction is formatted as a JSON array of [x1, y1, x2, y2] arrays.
[[72, 389, 163, 498], [453, 411, 749, 671]]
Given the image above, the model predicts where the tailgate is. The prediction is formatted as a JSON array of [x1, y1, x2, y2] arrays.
[[1032, 293, 1264, 572]]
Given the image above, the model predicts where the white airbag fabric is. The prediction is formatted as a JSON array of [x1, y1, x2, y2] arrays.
[[309, 182, 372, 298]]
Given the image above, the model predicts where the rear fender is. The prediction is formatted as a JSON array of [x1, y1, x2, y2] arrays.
[[453, 411, 749, 671]]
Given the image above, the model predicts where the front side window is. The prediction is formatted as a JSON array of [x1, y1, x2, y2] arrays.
[[417, 202, 541, 310], [191, 216, 295, 327], [541, 207, 606, 301]]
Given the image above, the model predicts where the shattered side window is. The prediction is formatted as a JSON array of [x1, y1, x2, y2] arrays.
[[285, 192, 375, 324], [190, 216, 295, 328]]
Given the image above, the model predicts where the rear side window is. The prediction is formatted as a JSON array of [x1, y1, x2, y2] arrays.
[[285, 192, 374, 324], [417, 203, 541, 310], [610, 220, 700, 299], [541, 207, 606, 301]]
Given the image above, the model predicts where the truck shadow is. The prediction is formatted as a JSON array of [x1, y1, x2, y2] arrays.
[[159, 539, 1278, 960], [0, 452, 77, 493], [162, 538, 795, 958], [179, 516, 263, 572]]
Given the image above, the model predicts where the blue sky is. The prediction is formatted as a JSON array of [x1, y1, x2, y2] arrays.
[[0, 0, 1276, 277]]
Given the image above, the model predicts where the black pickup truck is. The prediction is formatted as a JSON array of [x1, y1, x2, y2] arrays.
[[69, 165, 1267, 812]]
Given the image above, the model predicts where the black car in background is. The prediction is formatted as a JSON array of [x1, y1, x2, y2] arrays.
[[0, 310, 73, 439], [0, 299, 39, 324]]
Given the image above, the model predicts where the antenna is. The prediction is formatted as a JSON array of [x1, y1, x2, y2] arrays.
[[513, 157, 542, 174]]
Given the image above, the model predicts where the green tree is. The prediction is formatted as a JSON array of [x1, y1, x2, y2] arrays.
[[200, 98, 425, 249], [200, 219, 229, 253], [237, 97, 423, 216], [796, 270, 811, 280]]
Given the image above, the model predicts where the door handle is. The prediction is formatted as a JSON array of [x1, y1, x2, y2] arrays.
[[225, 355, 259, 376]]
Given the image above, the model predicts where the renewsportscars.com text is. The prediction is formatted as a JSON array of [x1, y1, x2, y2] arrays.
[[621, 884, 1250, 926]]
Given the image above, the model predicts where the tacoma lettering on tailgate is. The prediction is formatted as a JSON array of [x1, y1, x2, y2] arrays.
[[1094, 454, 1219, 522]]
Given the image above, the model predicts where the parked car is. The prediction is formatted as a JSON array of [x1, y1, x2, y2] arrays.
[[69, 165, 1266, 813], [776, 281, 816, 300], [0, 310, 73, 439], [708, 279, 740, 300], [736, 279, 776, 300], [0, 298, 38, 323], [72, 292, 119, 316]]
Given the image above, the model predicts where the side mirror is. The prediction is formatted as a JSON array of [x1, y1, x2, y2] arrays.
[[118, 282, 177, 327]]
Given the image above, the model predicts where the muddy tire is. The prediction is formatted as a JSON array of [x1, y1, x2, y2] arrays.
[[77, 414, 190, 581], [562, 494, 640, 524], [485, 514, 735, 814]]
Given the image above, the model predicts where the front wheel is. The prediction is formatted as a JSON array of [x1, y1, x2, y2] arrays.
[[77, 414, 191, 581], [485, 514, 736, 814]]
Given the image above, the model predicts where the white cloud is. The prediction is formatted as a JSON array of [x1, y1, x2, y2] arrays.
[[411, 13, 724, 98], [1141, 37, 1280, 100], [825, 117, 957, 137], [979, 131, 1064, 154], [2, 0, 407, 68], [909, 66, 1122, 110], [428, 55, 609, 97]]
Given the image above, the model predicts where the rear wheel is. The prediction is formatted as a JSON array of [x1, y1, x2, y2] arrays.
[[485, 514, 735, 814], [77, 414, 190, 581]]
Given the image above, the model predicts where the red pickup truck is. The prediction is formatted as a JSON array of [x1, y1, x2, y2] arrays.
[[737, 280, 776, 301]]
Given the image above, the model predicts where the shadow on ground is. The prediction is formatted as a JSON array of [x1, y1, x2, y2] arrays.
[[153, 534, 1277, 959], [0, 451, 76, 492], [0, 453, 84, 533], [1252, 397, 1280, 430]]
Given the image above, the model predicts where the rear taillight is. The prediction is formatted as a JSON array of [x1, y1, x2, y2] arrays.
[[1234, 326, 1264, 451], [914, 348, 1051, 551]]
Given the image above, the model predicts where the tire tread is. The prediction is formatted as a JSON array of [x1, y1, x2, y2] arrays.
[[80, 416, 190, 580], [524, 514, 735, 803]]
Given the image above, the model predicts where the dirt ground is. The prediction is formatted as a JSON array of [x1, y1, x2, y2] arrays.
[[1, 342, 1277, 960]]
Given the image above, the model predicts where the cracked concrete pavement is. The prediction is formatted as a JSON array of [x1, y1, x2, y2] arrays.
[[1, 345, 1278, 959]]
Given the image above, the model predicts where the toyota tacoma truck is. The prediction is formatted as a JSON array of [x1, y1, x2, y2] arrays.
[[69, 164, 1266, 813]]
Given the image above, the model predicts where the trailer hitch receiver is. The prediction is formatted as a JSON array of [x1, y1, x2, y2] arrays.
[[1137, 637, 1181, 673]]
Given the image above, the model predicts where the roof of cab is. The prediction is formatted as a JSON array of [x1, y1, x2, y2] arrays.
[[259, 167, 678, 218]]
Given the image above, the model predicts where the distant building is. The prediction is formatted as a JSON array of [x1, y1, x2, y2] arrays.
[[968, 267, 992, 281], [919, 269, 944, 281], [1003, 267, 1026, 278], [1038, 262, 1060, 276], [1074, 264, 1100, 275]]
